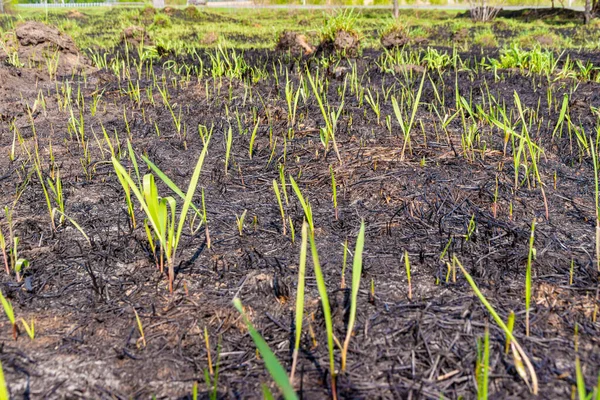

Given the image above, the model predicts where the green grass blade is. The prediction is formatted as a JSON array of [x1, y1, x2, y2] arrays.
[[0, 360, 9, 400], [174, 133, 212, 251], [290, 221, 308, 382], [342, 220, 365, 372], [526, 218, 535, 337], [289, 176, 313, 233], [233, 298, 298, 400], [308, 233, 336, 379], [112, 158, 163, 244], [576, 357, 587, 400], [0, 290, 14, 325], [454, 255, 538, 394], [141, 156, 202, 216]]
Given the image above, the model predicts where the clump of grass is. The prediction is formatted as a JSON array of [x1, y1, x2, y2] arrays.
[[320, 9, 359, 43], [151, 13, 172, 29], [235, 210, 247, 236], [474, 30, 498, 48], [112, 135, 211, 292]]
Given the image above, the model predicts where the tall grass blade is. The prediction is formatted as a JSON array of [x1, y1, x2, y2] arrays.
[[233, 298, 298, 400], [290, 221, 308, 383], [454, 255, 538, 394], [341, 220, 365, 372]]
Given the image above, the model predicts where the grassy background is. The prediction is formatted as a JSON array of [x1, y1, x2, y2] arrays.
[[1, 6, 598, 50]]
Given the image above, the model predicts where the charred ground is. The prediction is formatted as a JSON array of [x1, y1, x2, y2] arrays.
[[0, 8, 599, 400]]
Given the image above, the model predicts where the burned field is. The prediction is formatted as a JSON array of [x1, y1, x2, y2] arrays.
[[0, 9, 600, 399]]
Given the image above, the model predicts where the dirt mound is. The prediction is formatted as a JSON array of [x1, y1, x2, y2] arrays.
[[120, 26, 153, 46], [0, 65, 50, 124], [16, 21, 77, 52], [452, 27, 469, 42], [333, 30, 359, 53], [381, 28, 409, 49], [5, 21, 94, 76], [393, 63, 426, 75], [276, 31, 314, 55], [201, 31, 219, 45], [66, 10, 87, 20], [319, 29, 360, 56]]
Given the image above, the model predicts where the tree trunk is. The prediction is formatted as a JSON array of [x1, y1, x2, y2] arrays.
[[585, 0, 591, 24], [393, 0, 399, 18], [593, 0, 600, 17], [153, 0, 165, 8], [0, 0, 4, 14]]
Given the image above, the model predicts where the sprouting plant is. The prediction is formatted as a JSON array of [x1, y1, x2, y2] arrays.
[[278, 165, 288, 205], [13, 246, 28, 283], [0, 290, 16, 340], [391, 70, 426, 160], [330, 165, 338, 220], [203, 333, 221, 400], [133, 309, 146, 348], [364, 89, 381, 124], [272, 180, 286, 236], [235, 210, 247, 236], [202, 189, 211, 249], [204, 326, 214, 376], [466, 214, 476, 241], [233, 298, 298, 400], [46, 169, 65, 226], [248, 117, 260, 159], [225, 124, 233, 175], [192, 381, 198, 400], [290, 221, 308, 383], [505, 311, 515, 354], [0, 36, 23, 68], [112, 135, 211, 292], [20, 318, 35, 340], [476, 325, 490, 400], [289, 176, 314, 234], [341, 221, 365, 372], [525, 218, 536, 337], [306, 68, 343, 162], [0, 225, 8, 275], [284, 71, 301, 128], [308, 229, 337, 399], [0, 360, 9, 400], [33, 152, 56, 230], [570, 259, 575, 286], [591, 136, 600, 274], [341, 239, 349, 289], [454, 255, 538, 394], [288, 216, 295, 244], [404, 250, 412, 300]]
